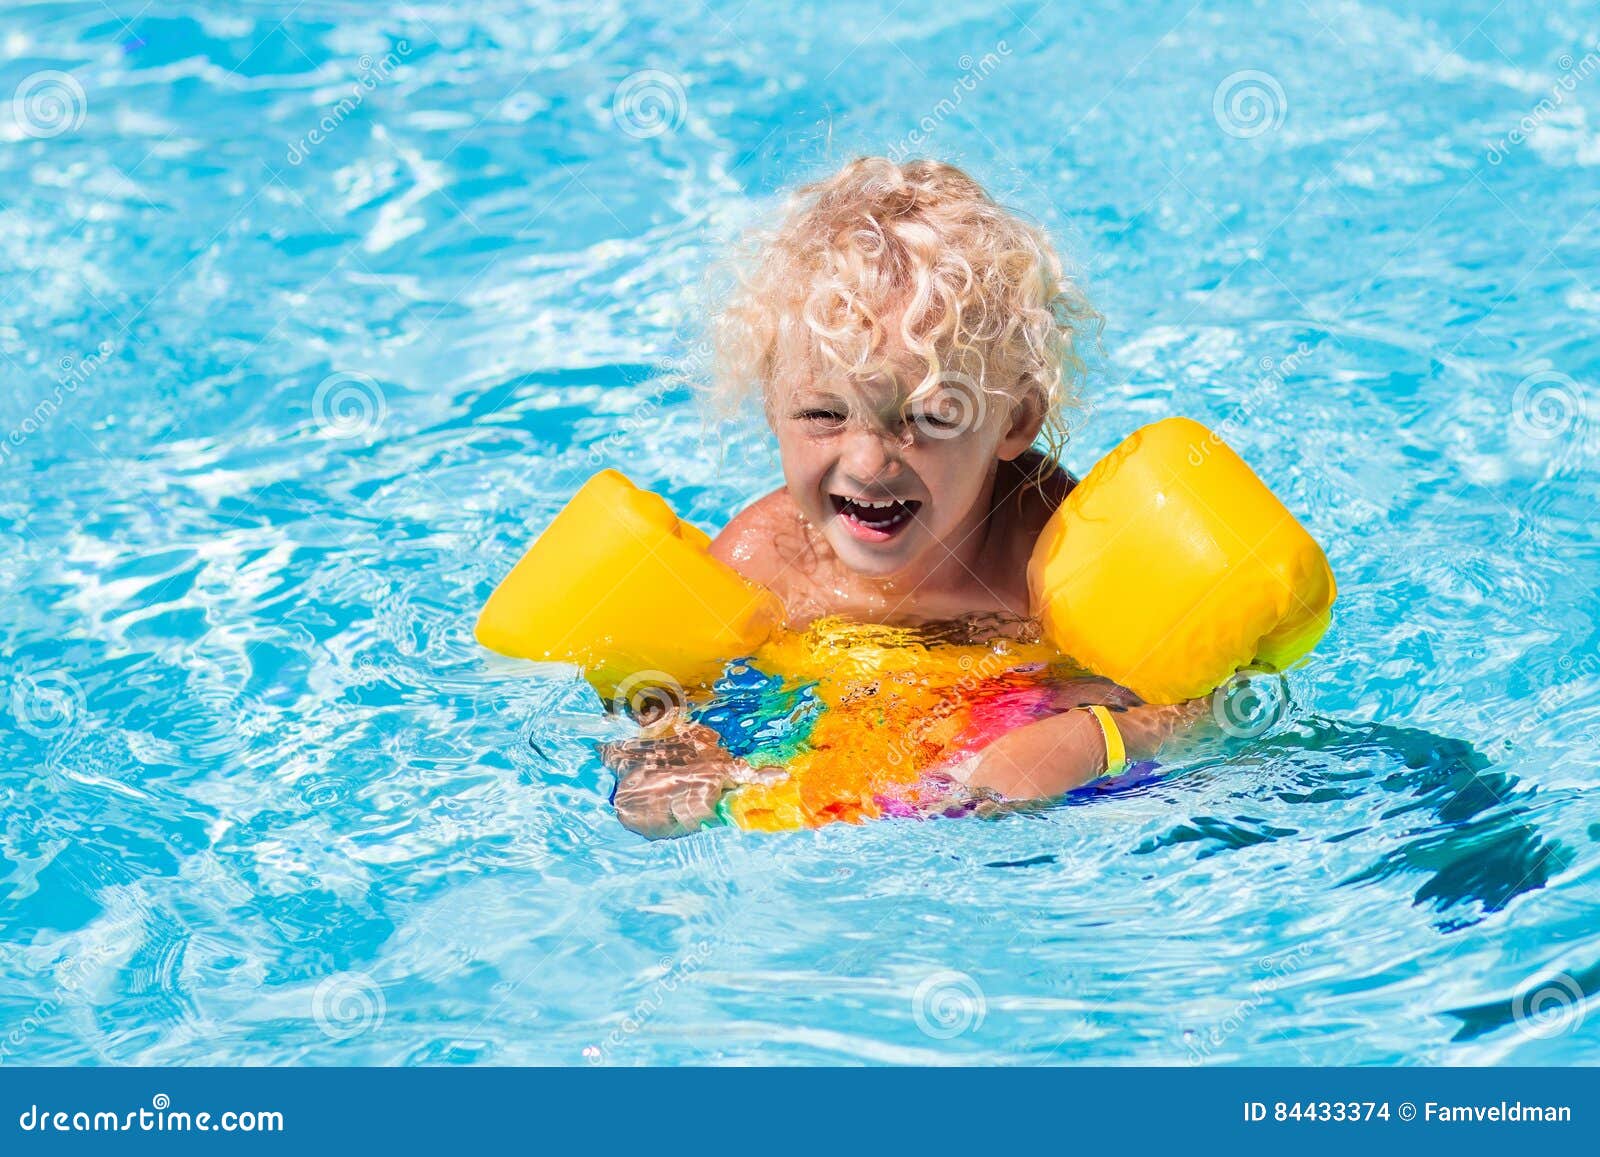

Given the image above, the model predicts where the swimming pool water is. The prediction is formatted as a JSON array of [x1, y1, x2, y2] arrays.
[[2, 0, 1597, 1064]]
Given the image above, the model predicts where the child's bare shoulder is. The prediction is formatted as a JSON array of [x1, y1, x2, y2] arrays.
[[1000, 452, 1078, 554], [709, 488, 817, 588]]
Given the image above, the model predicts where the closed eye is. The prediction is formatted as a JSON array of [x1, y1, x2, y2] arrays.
[[908, 409, 959, 430], [795, 408, 847, 425]]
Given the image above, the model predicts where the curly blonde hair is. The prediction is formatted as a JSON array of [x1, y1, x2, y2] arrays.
[[710, 156, 1099, 464]]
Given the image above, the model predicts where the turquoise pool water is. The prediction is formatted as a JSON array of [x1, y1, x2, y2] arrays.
[[2, 1, 1597, 1065]]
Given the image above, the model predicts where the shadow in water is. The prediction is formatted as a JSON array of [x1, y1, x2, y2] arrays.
[[1442, 957, 1600, 1043], [1123, 715, 1572, 935]]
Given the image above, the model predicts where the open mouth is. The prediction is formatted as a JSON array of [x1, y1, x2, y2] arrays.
[[830, 494, 922, 543]]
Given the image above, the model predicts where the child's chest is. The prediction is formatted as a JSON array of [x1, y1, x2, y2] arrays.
[[767, 546, 1033, 628]]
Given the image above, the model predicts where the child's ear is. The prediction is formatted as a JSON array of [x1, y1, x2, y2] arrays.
[[996, 389, 1047, 461]]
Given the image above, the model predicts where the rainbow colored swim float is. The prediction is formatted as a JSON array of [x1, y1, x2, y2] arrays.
[[691, 618, 1085, 831]]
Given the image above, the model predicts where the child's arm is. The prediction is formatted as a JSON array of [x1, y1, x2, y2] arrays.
[[960, 697, 1208, 800], [592, 495, 797, 840], [601, 723, 744, 838]]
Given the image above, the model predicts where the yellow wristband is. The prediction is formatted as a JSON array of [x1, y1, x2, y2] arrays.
[[1084, 705, 1128, 777]]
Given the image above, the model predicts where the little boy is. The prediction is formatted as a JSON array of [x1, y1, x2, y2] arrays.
[[610, 158, 1202, 836]]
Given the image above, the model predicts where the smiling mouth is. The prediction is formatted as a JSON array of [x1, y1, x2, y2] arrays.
[[830, 494, 922, 543]]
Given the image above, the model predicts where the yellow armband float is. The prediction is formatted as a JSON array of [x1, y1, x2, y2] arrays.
[[474, 470, 783, 699], [1028, 417, 1336, 704]]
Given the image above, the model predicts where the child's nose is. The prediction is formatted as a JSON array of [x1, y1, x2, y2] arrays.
[[839, 426, 905, 486]]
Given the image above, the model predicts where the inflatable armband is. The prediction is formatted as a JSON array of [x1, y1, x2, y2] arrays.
[[1027, 418, 1336, 703], [474, 471, 783, 698]]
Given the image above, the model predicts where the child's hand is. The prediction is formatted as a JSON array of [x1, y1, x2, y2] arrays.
[[602, 723, 756, 838]]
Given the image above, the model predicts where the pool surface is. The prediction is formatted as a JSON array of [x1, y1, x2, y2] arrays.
[[2, 1, 1597, 1064]]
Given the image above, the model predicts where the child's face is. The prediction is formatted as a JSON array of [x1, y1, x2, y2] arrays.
[[769, 350, 1038, 579]]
